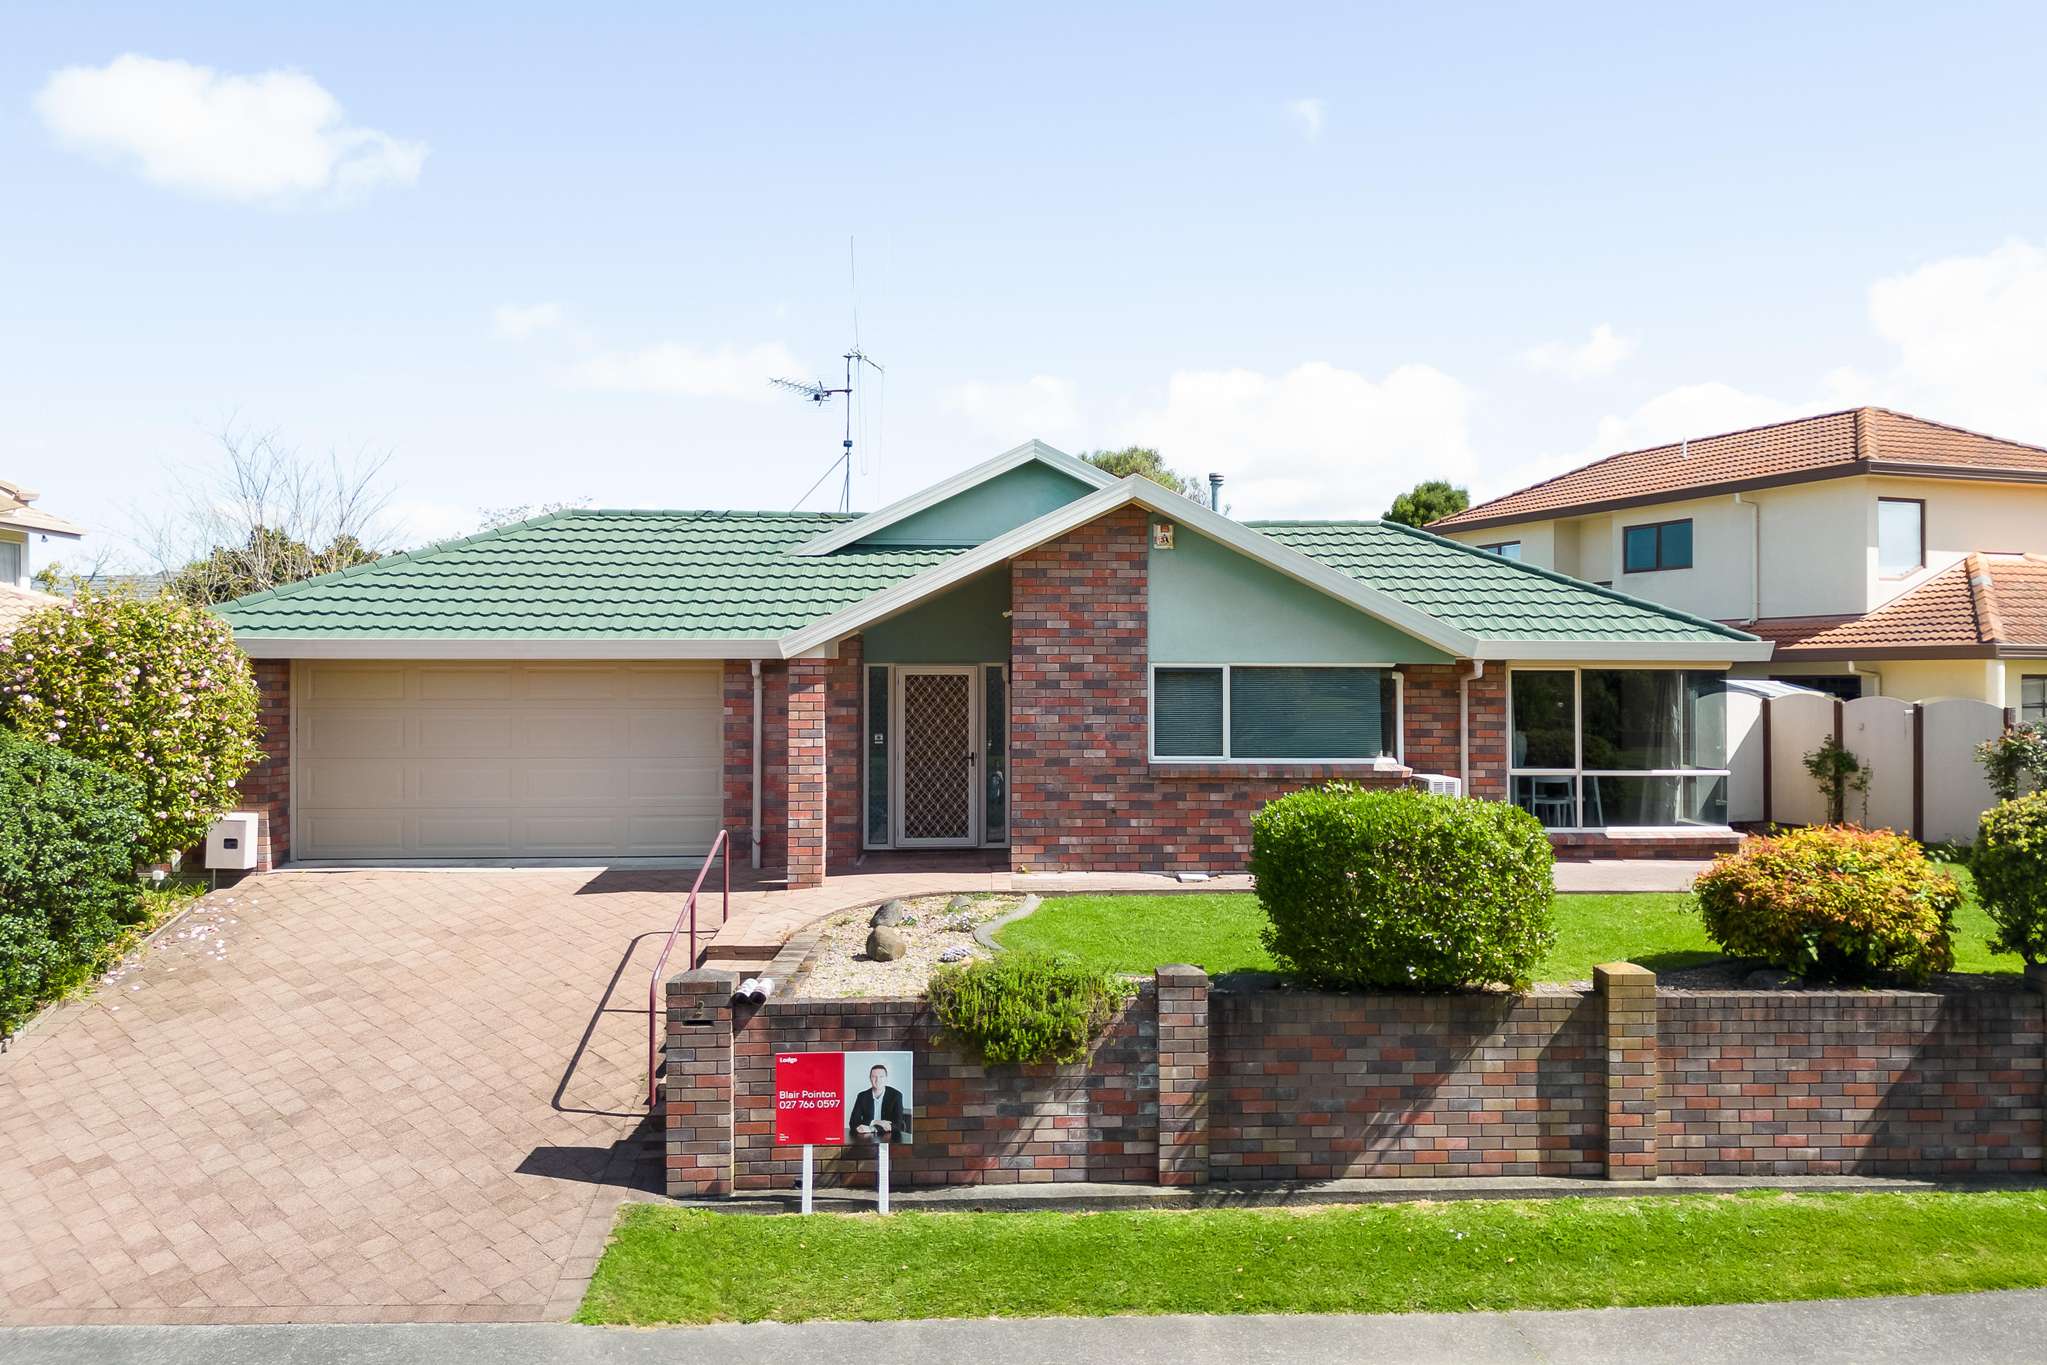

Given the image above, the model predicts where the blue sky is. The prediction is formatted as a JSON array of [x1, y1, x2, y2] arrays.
[[8, 3, 2047, 567]]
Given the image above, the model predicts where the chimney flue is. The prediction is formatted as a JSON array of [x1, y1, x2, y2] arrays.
[[1207, 472, 1224, 511]]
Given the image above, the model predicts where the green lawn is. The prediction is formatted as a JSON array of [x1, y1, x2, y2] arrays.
[[577, 1190, 2047, 1324], [997, 869, 2020, 982]]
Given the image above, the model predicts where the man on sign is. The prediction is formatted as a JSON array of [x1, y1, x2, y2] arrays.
[[847, 1062, 909, 1144]]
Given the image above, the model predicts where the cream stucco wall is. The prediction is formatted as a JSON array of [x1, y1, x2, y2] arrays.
[[1863, 658, 2005, 704], [1445, 472, 2047, 624]]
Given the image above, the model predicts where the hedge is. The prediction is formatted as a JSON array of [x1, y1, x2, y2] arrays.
[[1974, 793, 2047, 966], [1250, 785, 1555, 990], [0, 729, 148, 1037], [928, 953, 1133, 1065]]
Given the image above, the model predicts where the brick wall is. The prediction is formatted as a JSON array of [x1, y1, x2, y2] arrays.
[[664, 967, 2047, 1196], [825, 636, 864, 870], [1008, 508, 1410, 873], [722, 661, 787, 872], [1660, 990, 2045, 1176], [1397, 663, 1506, 800], [1210, 988, 1605, 1179], [244, 659, 291, 871], [728, 987, 1158, 1190]]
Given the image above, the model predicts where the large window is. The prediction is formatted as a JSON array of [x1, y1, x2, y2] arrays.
[[1622, 519, 1692, 573], [1878, 498, 1924, 577], [2023, 675, 2046, 725], [1151, 665, 1399, 762], [0, 539, 20, 585], [1509, 668, 1729, 829]]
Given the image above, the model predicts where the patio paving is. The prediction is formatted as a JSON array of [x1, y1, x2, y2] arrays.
[[0, 867, 696, 1326]]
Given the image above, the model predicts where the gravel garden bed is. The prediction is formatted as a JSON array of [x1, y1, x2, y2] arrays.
[[790, 893, 1021, 998]]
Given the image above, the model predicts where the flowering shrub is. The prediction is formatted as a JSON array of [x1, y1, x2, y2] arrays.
[[1694, 826, 1960, 984], [0, 588, 261, 862], [1251, 786, 1555, 990], [0, 730, 147, 1036], [1972, 793, 2047, 966], [1976, 724, 2047, 803]]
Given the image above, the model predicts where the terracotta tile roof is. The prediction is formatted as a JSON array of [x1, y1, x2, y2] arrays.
[[1432, 408, 2047, 532], [0, 583, 61, 637], [1755, 553, 2047, 658]]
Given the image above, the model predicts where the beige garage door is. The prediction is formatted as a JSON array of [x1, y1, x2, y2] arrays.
[[295, 661, 722, 860]]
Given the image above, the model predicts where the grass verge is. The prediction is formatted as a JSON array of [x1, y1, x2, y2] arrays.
[[577, 1190, 2047, 1325], [997, 882, 2021, 982]]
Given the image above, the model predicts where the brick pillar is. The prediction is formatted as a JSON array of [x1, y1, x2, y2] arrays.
[[1596, 962, 1659, 1180], [1156, 964, 1210, 1186], [664, 969, 737, 1197], [245, 658, 291, 871], [786, 657, 829, 888]]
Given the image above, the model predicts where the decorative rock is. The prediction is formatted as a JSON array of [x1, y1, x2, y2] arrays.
[[866, 926, 908, 961], [947, 895, 975, 912], [870, 900, 908, 927], [1744, 968, 1801, 989], [937, 946, 971, 964]]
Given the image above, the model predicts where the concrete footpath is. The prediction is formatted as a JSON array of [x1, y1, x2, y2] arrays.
[[4, 1290, 2043, 1364]]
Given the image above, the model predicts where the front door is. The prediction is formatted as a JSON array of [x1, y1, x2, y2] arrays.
[[893, 667, 978, 846]]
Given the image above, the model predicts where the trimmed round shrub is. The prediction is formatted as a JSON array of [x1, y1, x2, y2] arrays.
[[929, 953, 1132, 1065], [1973, 793, 2047, 967], [1693, 825, 1960, 985], [0, 730, 148, 1036], [0, 588, 261, 862], [1250, 786, 1555, 991]]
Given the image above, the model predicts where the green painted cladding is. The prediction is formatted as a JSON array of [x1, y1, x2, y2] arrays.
[[861, 567, 1012, 663], [1148, 523, 1452, 665], [855, 463, 1094, 546]]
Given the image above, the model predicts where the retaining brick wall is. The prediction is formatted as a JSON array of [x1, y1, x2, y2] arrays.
[[245, 659, 291, 871], [728, 986, 1159, 1191], [1008, 507, 1410, 873], [1210, 988, 1605, 1180], [1660, 990, 2046, 1176], [664, 967, 2047, 1197]]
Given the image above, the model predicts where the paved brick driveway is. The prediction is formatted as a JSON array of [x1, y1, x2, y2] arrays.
[[0, 867, 708, 1325]]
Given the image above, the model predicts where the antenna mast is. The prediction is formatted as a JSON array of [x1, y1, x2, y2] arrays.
[[770, 348, 885, 512]]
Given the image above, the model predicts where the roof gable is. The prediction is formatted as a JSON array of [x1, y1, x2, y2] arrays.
[[791, 440, 1114, 555], [1433, 407, 2047, 533]]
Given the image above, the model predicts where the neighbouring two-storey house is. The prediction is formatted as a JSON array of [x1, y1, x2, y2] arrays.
[[0, 476, 82, 638], [1431, 408, 2047, 725]]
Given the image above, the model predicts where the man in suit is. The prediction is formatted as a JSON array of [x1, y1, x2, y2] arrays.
[[847, 1063, 909, 1144]]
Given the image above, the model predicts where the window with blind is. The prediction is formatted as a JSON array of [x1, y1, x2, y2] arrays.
[[1151, 665, 1396, 761]]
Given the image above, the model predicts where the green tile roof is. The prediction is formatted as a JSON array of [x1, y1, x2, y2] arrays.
[[1250, 519, 1759, 644], [215, 509, 964, 638]]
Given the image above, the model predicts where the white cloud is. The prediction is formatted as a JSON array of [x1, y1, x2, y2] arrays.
[[941, 375, 1085, 446], [1852, 239, 2047, 438], [564, 341, 805, 400], [1519, 323, 1636, 380], [1121, 361, 1475, 518], [493, 302, 563, 341], [1287, 97, 1326, 140], [35, 54, 425, 205]]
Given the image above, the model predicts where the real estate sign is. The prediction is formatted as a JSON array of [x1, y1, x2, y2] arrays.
[[773, 1052, 845, 1146]]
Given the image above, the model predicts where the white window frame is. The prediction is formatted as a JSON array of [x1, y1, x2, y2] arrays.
[[1147, 662, 1403, 765], [2021, 675, 2047, 726], [1506, 666, 1733, 833], [1478, 540, 1522, 561], [0, 534, 22, 587]]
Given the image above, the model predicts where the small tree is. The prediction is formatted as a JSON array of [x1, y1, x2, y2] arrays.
[[1803, 735, 1870, 825], [168, 526, 381, 605], [1975, 723, 2047, 802], [0, 589, 262, 862], [1083, 446, 1205, 501], [1383, 479, 1470, 528]]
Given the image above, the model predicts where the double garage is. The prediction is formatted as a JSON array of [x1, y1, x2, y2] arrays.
[[290, 659, 724, 861]]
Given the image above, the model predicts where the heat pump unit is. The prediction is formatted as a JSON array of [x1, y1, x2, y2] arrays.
[[205, 812, 260, 871], [1412, 774, 1462, 798]]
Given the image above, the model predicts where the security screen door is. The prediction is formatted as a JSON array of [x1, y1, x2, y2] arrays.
[[894, 668, 977, 846]]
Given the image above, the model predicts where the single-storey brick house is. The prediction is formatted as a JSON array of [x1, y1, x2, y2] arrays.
[[216, 443, 1771, 885]]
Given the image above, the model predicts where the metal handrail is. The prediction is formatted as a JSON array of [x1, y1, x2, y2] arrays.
[[647, 830, 731, 1109]]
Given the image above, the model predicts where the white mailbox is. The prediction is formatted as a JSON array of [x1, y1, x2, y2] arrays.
[[205, 812, 260, 871]]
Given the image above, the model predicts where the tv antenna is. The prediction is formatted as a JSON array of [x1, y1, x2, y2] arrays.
[[774, 347, 885, 512]]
